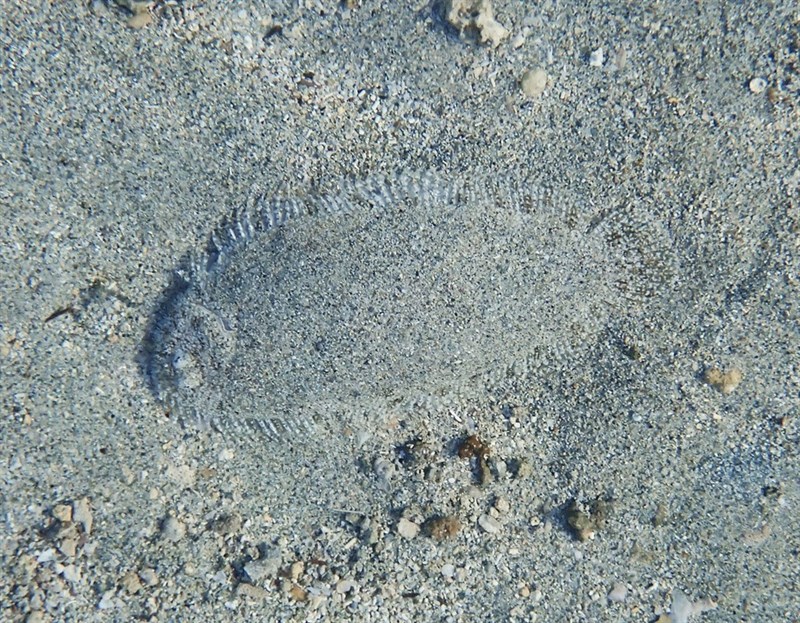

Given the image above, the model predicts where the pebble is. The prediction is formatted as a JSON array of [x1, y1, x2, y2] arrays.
[[139, 568, 159, 587], [288, 585, 307, 602], [704, 366, 743, 394], [516, 459, 533, 479], [614, 47, 628, 70], [160, 516, 186, 542], [373, 457, 395, 488], [494, 496, 510, 514], [52, 504, 72, 523], [749, 77, 767, 94], [441, 563, 456, 579], [62, 564, 81, 583], [608, 582, 627, 603], [58, 538, 77, 558], [397, 517, 420, 539], [72, 498, 92, 535], [478, 513, 501, 534], [244, 549, 282, 582], [127, 11, 153, 29], [290, 561, 304, 582], [336, 579, 355, 594], [521, 68, 548, 98], [589, 47, 605, 67], [97, 589, 117, 610], [120, 571, 142, 594], [237, 583, 269, 601], [653, 503, 668, 527], [427, 515, 461, 540], [445, 0, 510, 48], [218, 448, 235, 461]]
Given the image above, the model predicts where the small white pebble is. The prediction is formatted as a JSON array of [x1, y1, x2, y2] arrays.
[[336, 579, 355, 594], [478, 513, 501, 534], [72, 498, 93, 535], [608, 582, 627, 603], [58, 538, 77, 558], [614, 47, 628, 70], [521, 68, 548, 98], [245, 559, 279, 582], [244, 546, 282, 582], [160, 516, 186, 542], [373, 457, 395, 487], [139, 568, 159, 587], [61, 564, 81, 583], [749, 77, 767, 94], [441, 563, 455, 579], [494, 497, 510, 514], [97, 589, 117, 610], [669, 589, 693, 623], [218, 448, 235, 461], [397, 517, 420, 539], [669, 590, 718, 623], [290, 561, 304, 582], [589, 47, 605, 67]]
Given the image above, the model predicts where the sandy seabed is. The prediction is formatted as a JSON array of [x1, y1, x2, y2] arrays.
[[1, 2, 798, 622]]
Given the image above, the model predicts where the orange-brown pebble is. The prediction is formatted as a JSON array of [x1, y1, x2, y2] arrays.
[[426, 516, 461, 541], [704, 366, 743, 395]]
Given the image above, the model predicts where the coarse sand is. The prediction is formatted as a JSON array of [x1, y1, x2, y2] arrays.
[[1, 2, 798, 622]]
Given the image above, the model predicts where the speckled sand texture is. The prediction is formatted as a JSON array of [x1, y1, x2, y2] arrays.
[[1, 2, 798, 622]]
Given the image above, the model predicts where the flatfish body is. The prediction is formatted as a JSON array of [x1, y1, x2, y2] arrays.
[[143, 171, 676, 514]]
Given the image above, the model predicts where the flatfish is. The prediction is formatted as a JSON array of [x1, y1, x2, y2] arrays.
[[142, 170, 677, 513]]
